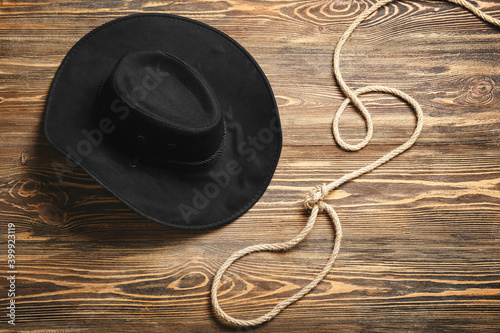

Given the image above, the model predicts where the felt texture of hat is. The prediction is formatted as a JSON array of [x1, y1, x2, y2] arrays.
[[44, 13, 282, 229]]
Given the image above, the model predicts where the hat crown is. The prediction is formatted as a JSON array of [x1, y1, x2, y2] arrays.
[[98, 50, 225, 170]]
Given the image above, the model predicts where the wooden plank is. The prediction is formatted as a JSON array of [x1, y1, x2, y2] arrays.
[[0, 0, 499, 331]]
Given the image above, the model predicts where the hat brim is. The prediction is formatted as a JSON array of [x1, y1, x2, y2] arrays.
[[44, 14, 282, 229]]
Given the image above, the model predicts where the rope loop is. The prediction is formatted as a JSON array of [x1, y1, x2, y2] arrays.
[[210, 0, 500, 327]]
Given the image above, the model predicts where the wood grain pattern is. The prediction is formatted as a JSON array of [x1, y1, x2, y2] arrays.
[[1, 0, 499, 332]]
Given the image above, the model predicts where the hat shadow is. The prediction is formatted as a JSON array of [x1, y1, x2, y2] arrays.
[[25, 118, 216, 245]]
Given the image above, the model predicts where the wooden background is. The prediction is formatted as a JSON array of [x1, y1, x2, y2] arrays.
[[1, 0, 499, 332]]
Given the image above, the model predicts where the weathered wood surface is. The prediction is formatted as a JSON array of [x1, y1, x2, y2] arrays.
[[1, 0, 499, 332]]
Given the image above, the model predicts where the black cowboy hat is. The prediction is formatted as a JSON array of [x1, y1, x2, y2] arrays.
[[44, 13, 282, 229]]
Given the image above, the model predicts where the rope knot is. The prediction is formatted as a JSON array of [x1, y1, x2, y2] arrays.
[[304, 183, 329, 210]]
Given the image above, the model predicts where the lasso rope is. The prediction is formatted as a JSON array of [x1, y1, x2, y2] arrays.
[[211, 0, 500, 327]]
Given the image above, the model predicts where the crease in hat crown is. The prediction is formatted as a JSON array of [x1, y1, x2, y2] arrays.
[[97, 50, 226, 171]]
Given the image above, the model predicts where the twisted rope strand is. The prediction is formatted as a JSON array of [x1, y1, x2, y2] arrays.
[[211, 0, 500, 327]]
